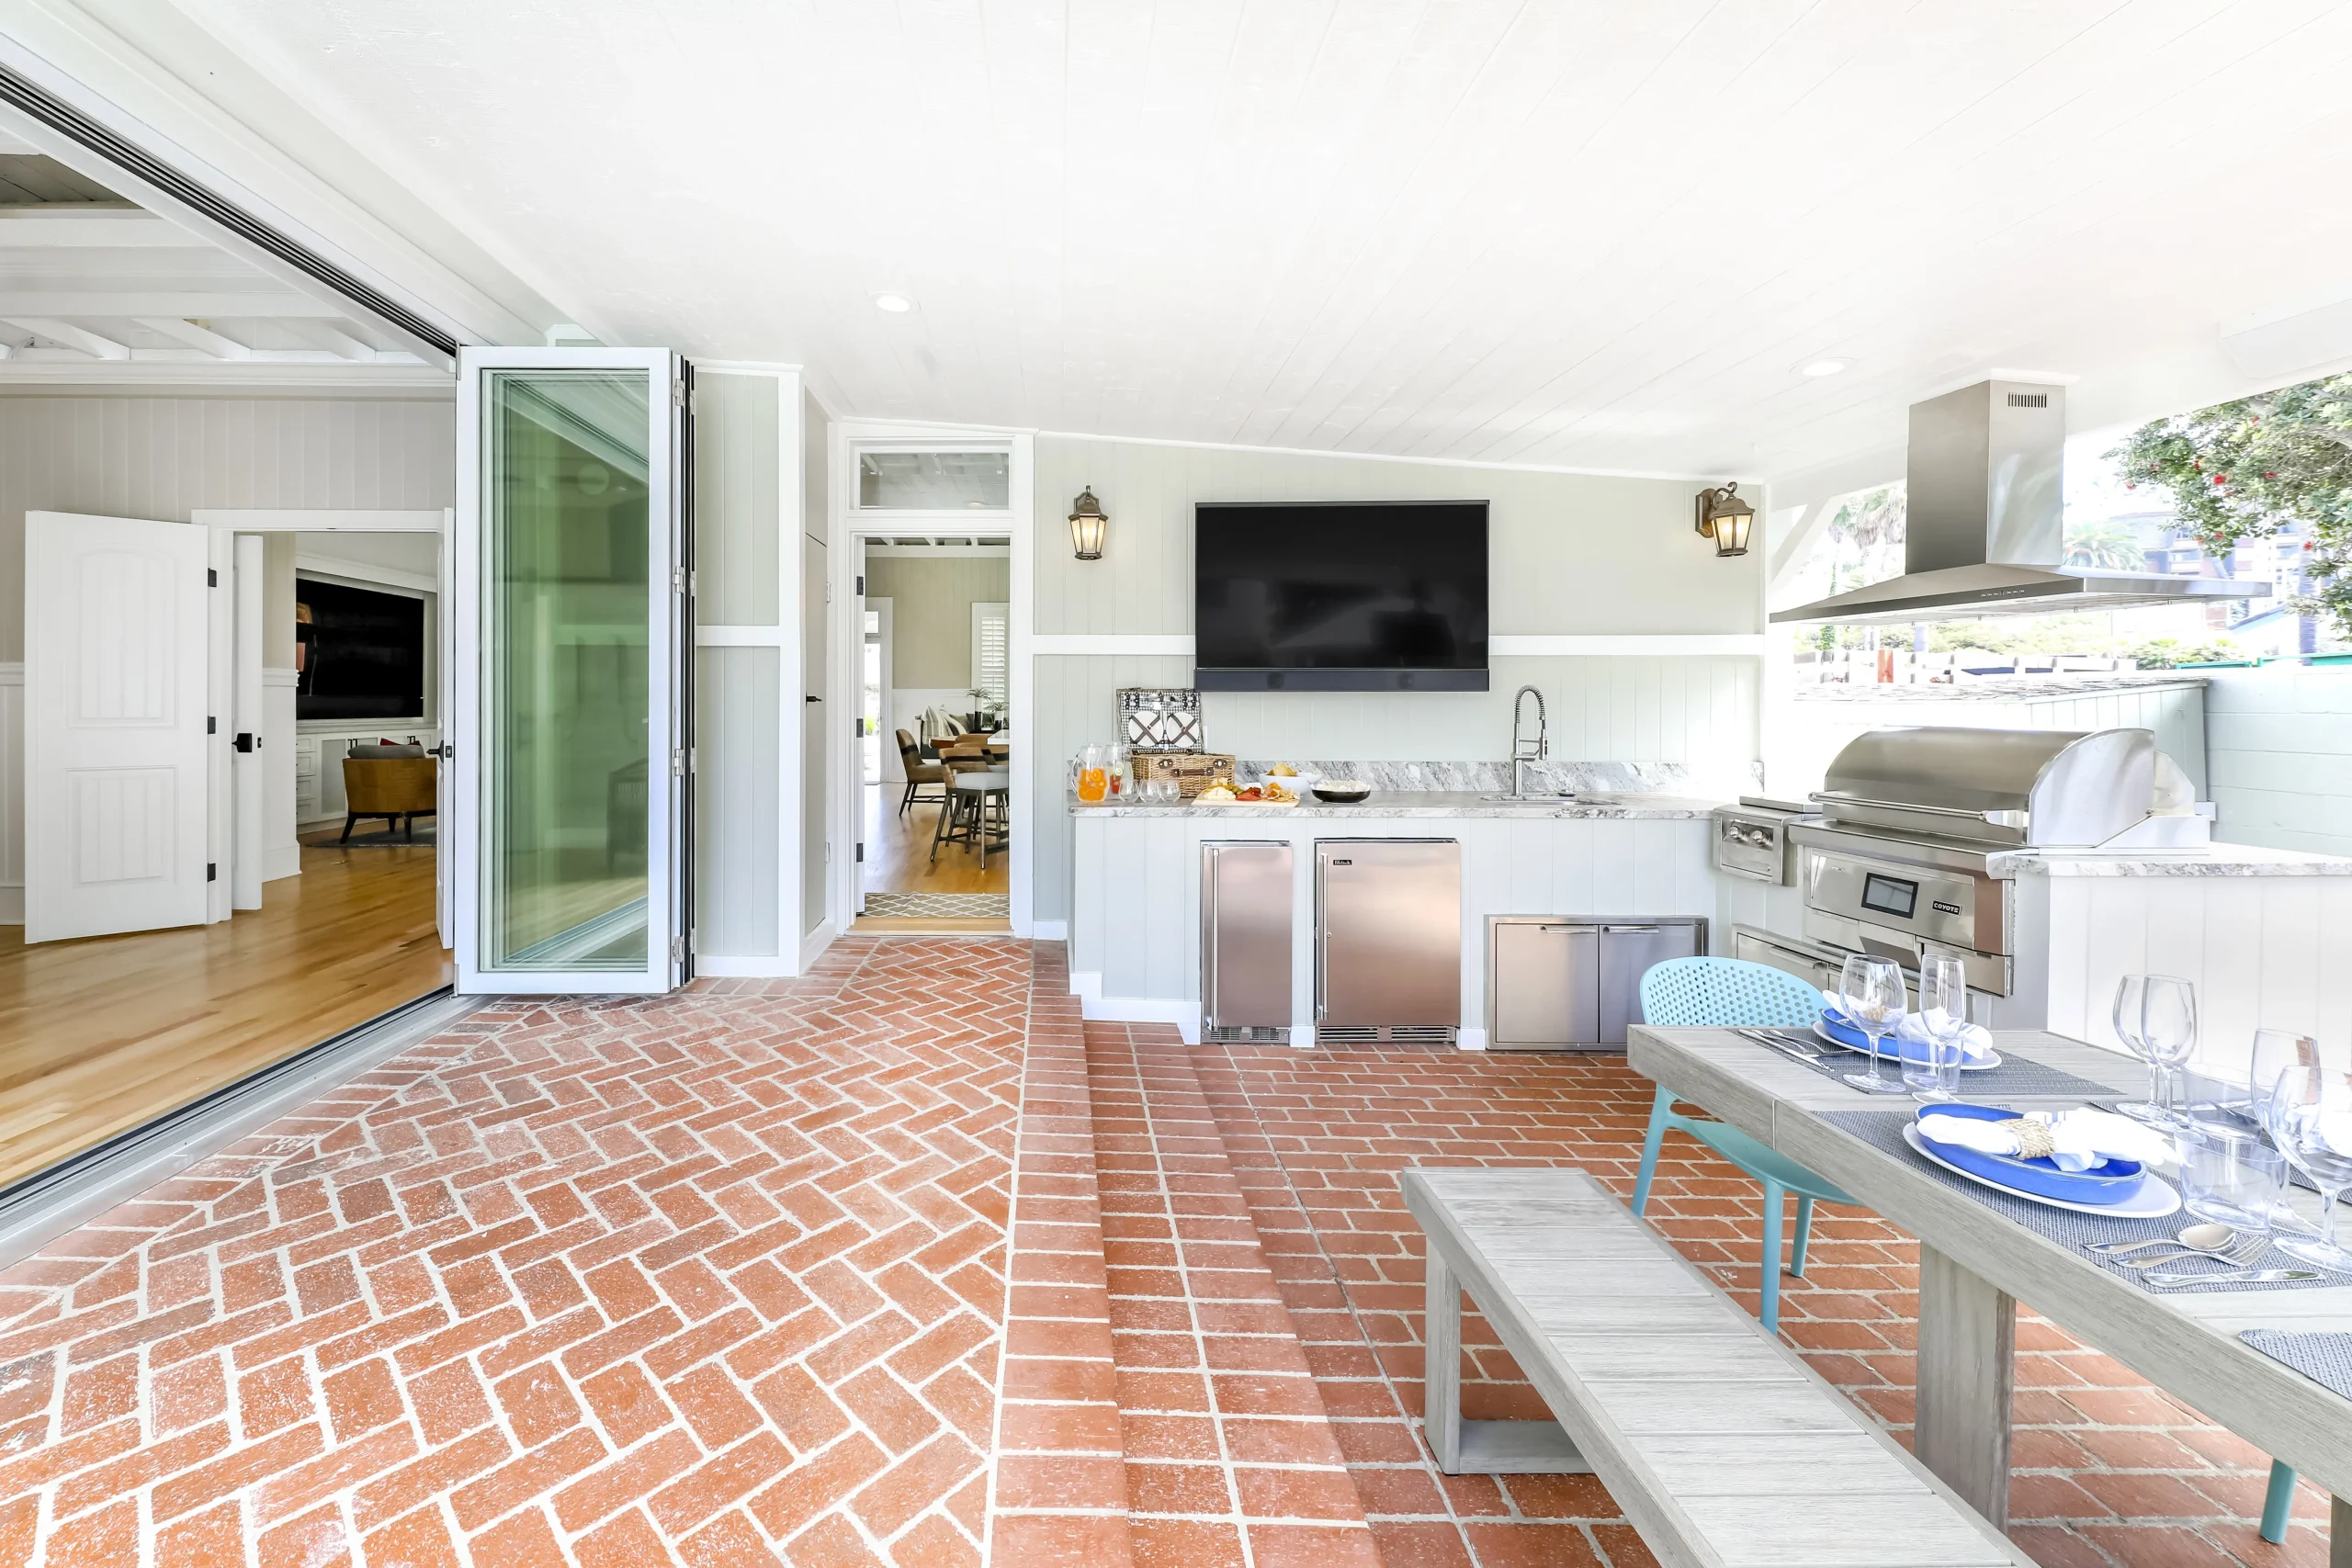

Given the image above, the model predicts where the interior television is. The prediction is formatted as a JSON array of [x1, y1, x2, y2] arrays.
[[297, 576, 427, 721], [1193, 500, 1488, 691]]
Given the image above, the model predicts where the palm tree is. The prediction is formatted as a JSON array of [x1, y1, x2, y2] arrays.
[[2064, 519, 2147, 570]]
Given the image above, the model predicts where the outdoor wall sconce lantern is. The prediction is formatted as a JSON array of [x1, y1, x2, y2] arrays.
[[1694, 481, 1754, 558], [1069, 487, 1109, 560]]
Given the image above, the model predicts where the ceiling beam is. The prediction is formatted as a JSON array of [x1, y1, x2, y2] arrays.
[[0, 291, 349, 319], [0, 211, 209, 248], [134, 316, 252, 359], [292, 321, 377, 361], [3, 317, 129, 359]]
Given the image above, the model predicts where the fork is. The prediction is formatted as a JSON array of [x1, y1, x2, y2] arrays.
[[2109, 1233, 2269, 1270], [1736, 1027, 1826, 1060]]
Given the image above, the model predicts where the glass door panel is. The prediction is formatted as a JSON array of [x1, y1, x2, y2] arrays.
[[456, 350, 684, 993]]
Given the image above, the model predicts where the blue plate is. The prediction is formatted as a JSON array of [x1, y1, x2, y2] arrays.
[[1911, 1103, 2145, 1205], [1820, 1009, 1991, 1066]]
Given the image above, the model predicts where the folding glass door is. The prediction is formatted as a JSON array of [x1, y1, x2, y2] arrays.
[[454, 348, 689, 993]]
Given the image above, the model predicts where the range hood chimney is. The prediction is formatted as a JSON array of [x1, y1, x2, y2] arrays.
[[1771, 379, 2267, 626]]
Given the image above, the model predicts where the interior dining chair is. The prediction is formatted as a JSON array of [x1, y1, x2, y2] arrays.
[[1633, 957, 1858, 1333]]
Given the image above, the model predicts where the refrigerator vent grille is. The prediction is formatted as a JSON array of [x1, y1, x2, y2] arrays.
[[1203, 1025, 1288, 1044], [1317, 1025, 1457, 1046]]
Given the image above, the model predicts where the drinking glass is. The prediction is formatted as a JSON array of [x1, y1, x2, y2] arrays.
[[1904, 956, 1970, 1101], [1838, 954, 1908, 1095], [2265, 1064, 2352, 1273], [2176, 1121, 2287, 1233]]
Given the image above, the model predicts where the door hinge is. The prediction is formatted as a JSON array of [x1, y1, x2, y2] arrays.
[[207, 863, 217, 882], [854, 717, 864, 738], [672, 378, 686, 409], [208, 716, 216, 734], [855, 574, 865, 595], [207, 568, 217, 587], [673, 567, 688, 594], [854, 842, 864, 863], [672, 748, 686, 777]]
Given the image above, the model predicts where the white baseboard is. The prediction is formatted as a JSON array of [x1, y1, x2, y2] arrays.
[[799, 919, 838, 972], [1031, 919, 1067, 941], [0, 885, 19, 926], [696, 954, 796, 977], [1456, 1027, 1489, 1051], [1069, 968, 1202, 1038], [263, 845, 302, 883]]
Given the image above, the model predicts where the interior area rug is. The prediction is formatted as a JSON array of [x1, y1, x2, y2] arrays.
[[864, 891, 1009, 918]]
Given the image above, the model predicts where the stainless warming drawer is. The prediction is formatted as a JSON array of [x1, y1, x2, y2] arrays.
[[1488, 916, 1704, 1051]]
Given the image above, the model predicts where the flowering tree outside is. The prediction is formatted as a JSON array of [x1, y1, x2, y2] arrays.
[[2109, 373, 2352, 637]]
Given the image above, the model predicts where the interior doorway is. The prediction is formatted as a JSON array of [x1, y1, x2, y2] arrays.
[[854, 534, 1012, 931]]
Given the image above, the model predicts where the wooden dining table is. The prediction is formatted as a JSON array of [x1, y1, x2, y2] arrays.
[[1627, 1024, 2352, 1561]]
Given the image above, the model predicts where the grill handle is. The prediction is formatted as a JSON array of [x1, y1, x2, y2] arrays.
[[1812, 791, 2019, 825]]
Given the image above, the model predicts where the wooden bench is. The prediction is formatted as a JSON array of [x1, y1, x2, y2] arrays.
[[1401, 1168, 2033, 1568]]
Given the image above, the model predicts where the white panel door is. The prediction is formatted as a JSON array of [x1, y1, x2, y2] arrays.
[[25, 511, 213, 942]]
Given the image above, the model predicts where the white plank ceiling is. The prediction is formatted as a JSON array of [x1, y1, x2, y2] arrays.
[[154, 0, 2352, 475]]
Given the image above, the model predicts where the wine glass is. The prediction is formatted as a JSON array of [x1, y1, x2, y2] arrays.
[[2265, 1064, 2352, 1274], [1904, 956, 1970, 1102], [2139, 977, 2198, 1125], [1838, 954, 1908, 1095], [2250, 1030, 2321, 1233]]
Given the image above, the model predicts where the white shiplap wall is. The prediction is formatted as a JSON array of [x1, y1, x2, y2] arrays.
[[2203, 666, 2352, 857], [0, 398, 455, 662], [1026, 433, 1768, 923]]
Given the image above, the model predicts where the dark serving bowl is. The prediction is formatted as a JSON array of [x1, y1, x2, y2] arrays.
[[1311, 783, 1370, 803]]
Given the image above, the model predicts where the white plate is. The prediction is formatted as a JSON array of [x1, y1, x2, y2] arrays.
[[1815, 1021, 2001, 1071], [1901, 1124, 2181, 1218]]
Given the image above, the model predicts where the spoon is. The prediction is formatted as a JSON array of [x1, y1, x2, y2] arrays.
[[2086, 1222, 2240, 1259]]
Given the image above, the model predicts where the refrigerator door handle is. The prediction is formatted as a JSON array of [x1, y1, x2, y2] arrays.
[[1203, 850, 1219, 1017]]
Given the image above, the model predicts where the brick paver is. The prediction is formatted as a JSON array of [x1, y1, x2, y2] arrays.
[[0, 937, 1024, 1566]]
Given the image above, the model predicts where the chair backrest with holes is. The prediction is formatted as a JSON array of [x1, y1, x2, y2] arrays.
[[1638, 957, 1824, 1030]]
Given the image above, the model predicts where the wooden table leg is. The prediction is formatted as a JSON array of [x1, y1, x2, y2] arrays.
[[1915, 1243, 2015, 1531], [1424, 1247, 1464, 1473], [2334, 1494, 2348, 1568]]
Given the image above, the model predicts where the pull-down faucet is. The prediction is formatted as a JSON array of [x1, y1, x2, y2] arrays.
[[1510, 685, 1547, 797]]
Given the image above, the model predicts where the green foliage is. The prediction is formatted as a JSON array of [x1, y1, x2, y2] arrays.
[[2123, 636, 2247, 669], [2109, 373, 2352, 636], [2062, 518, 2147, 570]]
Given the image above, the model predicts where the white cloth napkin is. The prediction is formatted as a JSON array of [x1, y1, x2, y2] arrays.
[[1816, 988, 1992, 1063], [1917, 1109, 2173, 1173]]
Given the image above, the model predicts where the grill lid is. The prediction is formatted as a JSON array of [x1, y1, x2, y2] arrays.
[[1814, 726, 2156, 847]]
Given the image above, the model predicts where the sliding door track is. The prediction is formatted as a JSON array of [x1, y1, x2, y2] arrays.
[[0, 987, 481, 1269]]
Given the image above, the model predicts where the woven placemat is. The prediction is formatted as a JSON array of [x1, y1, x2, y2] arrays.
[[1739, 1029, 2121, 1101], [1820, 1111, 2352, 1295], [2240, 1331, 2352, 1401]]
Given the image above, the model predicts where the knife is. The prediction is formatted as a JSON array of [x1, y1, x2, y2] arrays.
[[2140, 1267, 2324, 1287], [1735, 1028, 1827, 1063]]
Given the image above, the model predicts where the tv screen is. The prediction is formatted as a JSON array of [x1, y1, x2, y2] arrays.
[[1194, 500, 1488, 691], [297, 576, 427, 721]]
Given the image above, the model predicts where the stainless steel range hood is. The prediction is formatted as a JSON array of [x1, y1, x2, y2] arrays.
[[1771, 379, 2268, 626]]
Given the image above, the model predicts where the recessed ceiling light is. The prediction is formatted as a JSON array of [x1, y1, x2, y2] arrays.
[[872, 292, 915, 314], [1800, 358, 1849, 378]]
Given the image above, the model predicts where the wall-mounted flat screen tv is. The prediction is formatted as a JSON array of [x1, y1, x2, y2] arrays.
[[297, 576, 427, 721], [1194, 500, 1488, 691]]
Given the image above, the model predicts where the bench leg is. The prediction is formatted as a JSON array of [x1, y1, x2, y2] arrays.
[[2261, 1461, 2296, 1544], [1916, 1243, 2015, 1532], [1759, 1179, 1785, 1335], [1631, 1085, 1672, 1217], [1791, 1194, 1816, 1279], [1424, 1248, 1464, 1474]]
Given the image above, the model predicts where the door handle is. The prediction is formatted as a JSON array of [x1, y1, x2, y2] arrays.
[[1602, 925, 1663, 934], [232, 732, 254, 753]]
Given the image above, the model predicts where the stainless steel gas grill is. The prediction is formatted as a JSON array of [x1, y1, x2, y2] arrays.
[[1790, 726, 2194, 996]]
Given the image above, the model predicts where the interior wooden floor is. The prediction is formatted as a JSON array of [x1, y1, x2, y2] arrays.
[[0, 840, 449, 1190], [856, 781, 1011, 934], [863, 782, 1011, 895]]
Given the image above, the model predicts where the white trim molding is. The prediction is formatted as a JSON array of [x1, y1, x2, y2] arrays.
[[1027, 633, 1767, 658], [0, 661, 20, 923], [194, 509, 447, 532]]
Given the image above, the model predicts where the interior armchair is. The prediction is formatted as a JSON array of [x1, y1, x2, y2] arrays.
[[341, 740, 436, 842], [896, 729, 946, 817]]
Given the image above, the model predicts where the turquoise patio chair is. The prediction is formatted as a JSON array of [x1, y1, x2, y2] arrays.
[[1632, 957, 1857, 1333]]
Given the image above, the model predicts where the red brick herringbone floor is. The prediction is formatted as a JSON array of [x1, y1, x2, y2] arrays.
[[0, 937, 1026, 1567], [0, 944, 2332, 1568]]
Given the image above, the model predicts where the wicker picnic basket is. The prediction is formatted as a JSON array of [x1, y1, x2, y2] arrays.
[[1130, 750, 1237, 798]]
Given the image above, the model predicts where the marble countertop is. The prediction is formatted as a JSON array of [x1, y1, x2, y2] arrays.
[[1988, 842, 2352, 877], [1073, 789, 1724, 820], [1793, 673, 2207, 703]]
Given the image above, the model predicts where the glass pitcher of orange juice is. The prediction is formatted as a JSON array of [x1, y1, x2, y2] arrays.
[[1074, 744, 1109, 805]]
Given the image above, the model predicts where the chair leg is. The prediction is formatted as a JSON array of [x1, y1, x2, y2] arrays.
[[899, 781, 914, 817], [1759, 1179, 1786, 1335], [2261, 1461, 2296, 1544], [1631, 1085, 1673, 1217], [340, 813, 356, 843], [1791, 1195, 1816, 1279], [928, 793, 952, 863]]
